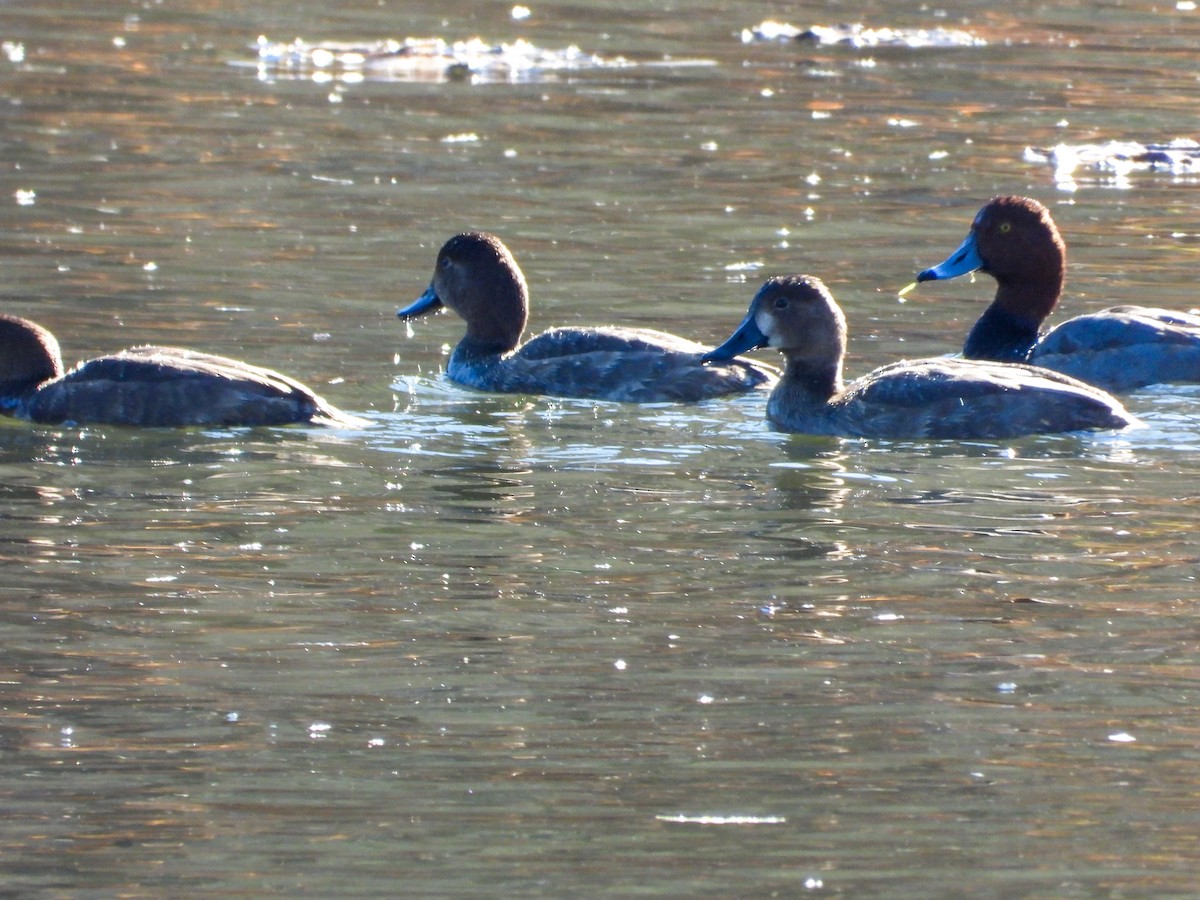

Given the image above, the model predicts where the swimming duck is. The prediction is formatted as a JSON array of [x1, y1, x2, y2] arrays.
[[701, 274, 1136, 439], [398, 231, 777, 402], [0, 314, 360, 428], [916, 195, 1200, 391]]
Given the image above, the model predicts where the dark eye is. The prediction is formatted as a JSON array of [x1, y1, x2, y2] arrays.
[[773, 296, 788, 310], [440, 256, 453, 269]]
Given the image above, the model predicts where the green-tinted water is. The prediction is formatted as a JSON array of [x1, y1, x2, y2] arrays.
[[1, 1, 1199, 895]]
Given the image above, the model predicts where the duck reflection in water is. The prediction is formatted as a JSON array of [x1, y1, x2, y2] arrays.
[[0, 314, 362, 428], [399, 231, 777, 403], [702, 274, 1137, 439]]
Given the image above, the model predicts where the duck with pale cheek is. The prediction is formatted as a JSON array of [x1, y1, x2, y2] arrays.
[[398, 231, 777, 403], [916, 195, 1200, 392], [702, 274, 1136, 439], [0, 314, 361, 428]]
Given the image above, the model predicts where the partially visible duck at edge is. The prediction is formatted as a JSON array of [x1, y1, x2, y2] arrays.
[[701, 274, 1137, 439], [916, 194, 1200, 392], [398, 231, 777, 403], [0, 314, 362, 428]]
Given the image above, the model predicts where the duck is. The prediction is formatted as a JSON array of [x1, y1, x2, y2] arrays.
[[0, 314, 361, 428], [701, 274, 1137, 439], [915, 194, 1200, 391], [397, 231, 777, 402]]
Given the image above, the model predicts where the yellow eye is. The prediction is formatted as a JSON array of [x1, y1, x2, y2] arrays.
[[998, 222, 1012, 233]]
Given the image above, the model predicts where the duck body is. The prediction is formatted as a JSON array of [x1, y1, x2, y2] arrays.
[[399, 232, 777, 403], [918, 194, 1200, 392], [702, 274, 1136, 439], [443, 324, 757, 403], [0, 315, 359, 428], [764, 356, 1133, 439]]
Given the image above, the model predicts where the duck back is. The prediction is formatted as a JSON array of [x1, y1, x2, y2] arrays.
[[519, 325, 708, 359], [448, 326, 773, 403], [27, 347, 353, 428], [1032, 307, 1200, 391]]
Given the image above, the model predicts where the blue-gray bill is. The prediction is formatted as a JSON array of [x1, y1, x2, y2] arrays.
[[701, 310, 769, 362], [916, 231, 983, 282], [397, 284, 443, 320]]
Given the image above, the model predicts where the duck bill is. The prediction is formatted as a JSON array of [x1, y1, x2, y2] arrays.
[[701, 310, 769, 362], [916, 231, 983, 282], [397, 284, 444, 320]]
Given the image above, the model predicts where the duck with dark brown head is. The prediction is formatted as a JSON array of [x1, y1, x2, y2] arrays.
[[916, 195, 1200, 392], [0, 315, 361, 428], [398, 231, 777, 403]]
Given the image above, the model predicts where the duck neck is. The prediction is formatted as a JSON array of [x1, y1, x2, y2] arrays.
[[0, 377, 44, 416], [994, 269, 1060, 321], [783, 355, 843, 404], [456, 262, 529, 357], [454, 333, 516, 361], [963, 300, 1043, 362]]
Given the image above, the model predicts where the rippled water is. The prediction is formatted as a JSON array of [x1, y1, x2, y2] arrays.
[[2, 0, 1200, 895]]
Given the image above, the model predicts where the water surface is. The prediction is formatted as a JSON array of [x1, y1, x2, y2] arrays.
[[1, 0, 1199, 895]]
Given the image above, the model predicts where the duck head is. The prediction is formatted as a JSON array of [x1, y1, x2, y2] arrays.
[[399, 231, 530, 354], [916, 195, 1066, 322], [0, 315, 64, 390], [704, 275, 846, 392]]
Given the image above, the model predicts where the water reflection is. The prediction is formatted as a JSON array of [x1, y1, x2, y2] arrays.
[[425, 460, 537, 518]]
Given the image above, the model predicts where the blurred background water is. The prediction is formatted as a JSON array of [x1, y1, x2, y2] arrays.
[[1, 0, 1199, 895]]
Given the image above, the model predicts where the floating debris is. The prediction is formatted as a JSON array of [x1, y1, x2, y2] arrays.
[[250, 35, 634, 84], [1025, 139, 1200, 183], [742, 20, 986, 49]]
